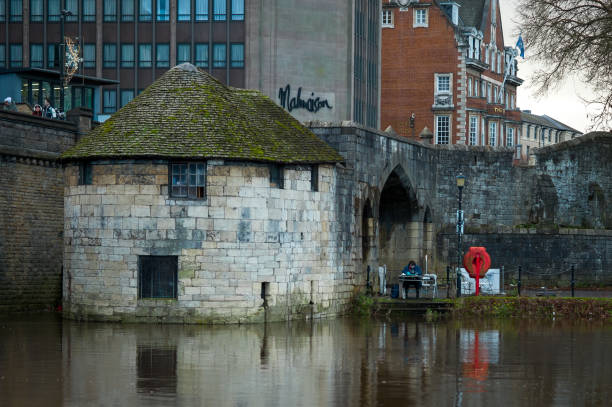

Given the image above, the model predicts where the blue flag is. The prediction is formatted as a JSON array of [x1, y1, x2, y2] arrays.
[[516, 35, 525, 58]]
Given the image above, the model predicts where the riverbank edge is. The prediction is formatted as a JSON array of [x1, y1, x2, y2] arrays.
[[353, 295, 612, 322]]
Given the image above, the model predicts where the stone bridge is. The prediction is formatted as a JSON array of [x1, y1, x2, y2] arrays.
[[310, 122, 612, 286]]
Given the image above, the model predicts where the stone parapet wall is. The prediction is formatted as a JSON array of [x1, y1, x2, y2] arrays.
[[535, 133, 612, 229], [0, 112, 78, 312], [63, 161, 349, 323]]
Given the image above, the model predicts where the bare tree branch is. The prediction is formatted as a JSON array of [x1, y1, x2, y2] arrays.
[[517, 0, 612, 130]]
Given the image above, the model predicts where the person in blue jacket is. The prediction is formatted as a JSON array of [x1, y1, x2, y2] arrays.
[[401, 260, 422, 299]]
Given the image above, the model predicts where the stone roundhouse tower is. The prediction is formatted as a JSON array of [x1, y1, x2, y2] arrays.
[[61, 63, 345, 323]]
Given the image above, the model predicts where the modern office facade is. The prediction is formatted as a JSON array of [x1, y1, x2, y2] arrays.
[[246, 0, 380, 127], [1, 0, 380, 126], [1, 0, 246, 120]]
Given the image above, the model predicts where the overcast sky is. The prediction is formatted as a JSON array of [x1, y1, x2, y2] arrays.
[[499, 0, 600, 133]]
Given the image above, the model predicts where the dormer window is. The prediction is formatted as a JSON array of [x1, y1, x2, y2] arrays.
[[382, 9, 393, 28]]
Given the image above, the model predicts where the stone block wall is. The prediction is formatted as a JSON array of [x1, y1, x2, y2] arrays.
[[63, 160, 349, 323], [0, 111, 77, 312], [535, 133, 612, 229], [438, 229, 612, 286]]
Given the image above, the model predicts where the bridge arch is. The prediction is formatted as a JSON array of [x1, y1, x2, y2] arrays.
[[377, 165, 431, 275]]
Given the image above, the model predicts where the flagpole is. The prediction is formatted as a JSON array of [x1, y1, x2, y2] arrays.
[[498, 35, 524, 105], [498, 50, 517, 104]]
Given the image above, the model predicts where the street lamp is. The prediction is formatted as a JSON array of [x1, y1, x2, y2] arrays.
[[456, 173, 465, 297], [59, 8, 73, 114]]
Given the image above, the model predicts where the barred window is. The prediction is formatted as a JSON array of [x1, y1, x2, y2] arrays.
[[507, 127, 514, 147], [138, 256, 177, 299], [436, 116, 450, 145], [171, 163, 206, 199]]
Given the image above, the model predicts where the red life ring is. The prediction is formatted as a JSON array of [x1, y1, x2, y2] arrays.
[[463, 247, 491, 279]]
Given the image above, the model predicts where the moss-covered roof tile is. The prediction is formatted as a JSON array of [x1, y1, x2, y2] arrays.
[[62, 63, 344, 164]]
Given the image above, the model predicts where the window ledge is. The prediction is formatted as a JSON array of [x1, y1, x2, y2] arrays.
[[138, 298, 178, 305]]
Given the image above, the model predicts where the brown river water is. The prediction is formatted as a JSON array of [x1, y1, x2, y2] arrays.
[[1, 314, 611, 406]]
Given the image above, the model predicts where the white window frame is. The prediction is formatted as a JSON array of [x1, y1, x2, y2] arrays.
[[474, 79, 479, 97], [382, 9, 393, 28], [507, 127, 514, 147], [468, 77, 473, 97], [481, 118, 486, 145], [435, 115, 451, 145], [469, 116, 478, 145], [436, 74, 451, 94], [487, 82, 491, 103], [489, 121, 497, 146], [414, 8, 427, 27]]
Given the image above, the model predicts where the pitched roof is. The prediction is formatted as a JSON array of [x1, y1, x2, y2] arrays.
[[455, 0, 487, 29], [521, 111, 557, 127], [521, 111, 583, 134], [542, 115, 582, 134], [61, 63, 344, 164]]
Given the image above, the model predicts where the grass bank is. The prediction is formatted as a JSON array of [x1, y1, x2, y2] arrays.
[[352, 295, 612, 322], [454, 296, 612, 321]]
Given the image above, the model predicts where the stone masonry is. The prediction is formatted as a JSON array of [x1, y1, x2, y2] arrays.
[[0, 111, 80, 312], [63, 161, 348, 323]]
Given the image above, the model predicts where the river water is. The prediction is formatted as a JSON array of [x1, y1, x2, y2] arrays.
[[1, 314, 611, 406]]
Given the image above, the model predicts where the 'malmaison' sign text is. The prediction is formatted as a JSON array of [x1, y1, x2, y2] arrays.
[[278, 85, 333, 114]]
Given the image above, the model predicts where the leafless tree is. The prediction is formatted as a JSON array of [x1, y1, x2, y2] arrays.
[[516, 0, 612, 130]]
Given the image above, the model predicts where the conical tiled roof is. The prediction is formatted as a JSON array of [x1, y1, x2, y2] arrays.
[[62, 63, 344, 164]]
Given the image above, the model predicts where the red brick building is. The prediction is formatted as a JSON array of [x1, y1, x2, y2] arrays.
[[381, 0, 522, 146]]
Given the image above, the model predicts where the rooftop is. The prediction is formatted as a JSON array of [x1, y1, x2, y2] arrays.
[[62, 63, 344, 164]]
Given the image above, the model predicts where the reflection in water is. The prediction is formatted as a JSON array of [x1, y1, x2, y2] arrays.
[[136, 346, 177, 395], [1, 315, 612, 406]]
